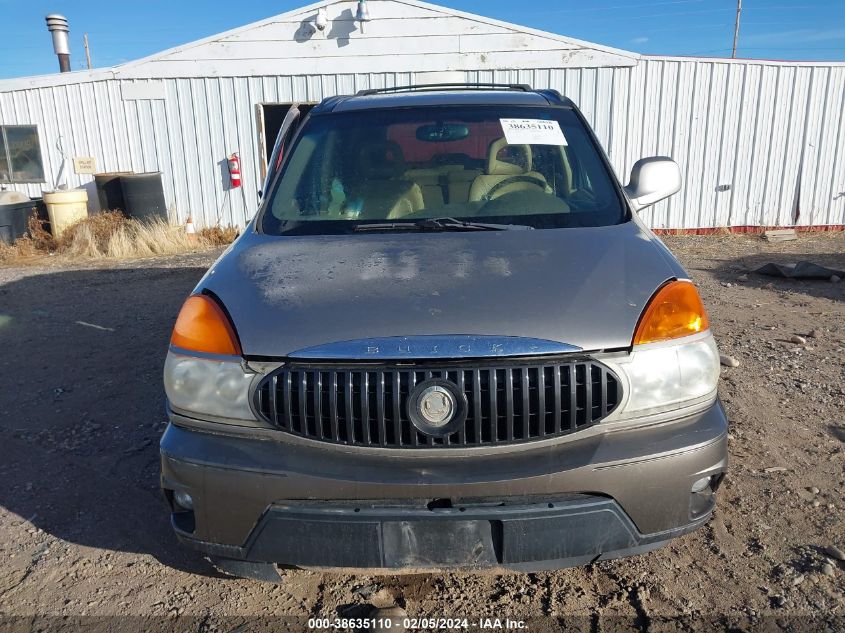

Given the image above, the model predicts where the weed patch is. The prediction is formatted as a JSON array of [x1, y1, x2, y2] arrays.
[[0, 212, 239, 264]]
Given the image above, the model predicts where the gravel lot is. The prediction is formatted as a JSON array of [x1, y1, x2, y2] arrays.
[[0, 233, 843, 631]]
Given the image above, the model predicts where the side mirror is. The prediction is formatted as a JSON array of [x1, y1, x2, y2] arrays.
[[624, 157, 681, 211]]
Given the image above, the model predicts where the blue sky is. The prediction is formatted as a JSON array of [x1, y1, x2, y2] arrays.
[[1, 0, 843, 79]]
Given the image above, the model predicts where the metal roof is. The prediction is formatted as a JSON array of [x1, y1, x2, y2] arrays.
[[0, 0, 640, 91]]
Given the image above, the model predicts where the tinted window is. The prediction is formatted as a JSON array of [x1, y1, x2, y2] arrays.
[[262, 106, 624, 235]]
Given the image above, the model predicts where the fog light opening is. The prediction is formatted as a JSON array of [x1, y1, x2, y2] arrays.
[[689, 472, 723, 520], [427, 498, 453, 511], [173, 490, 194, 511], [691, 476, 713, 494]]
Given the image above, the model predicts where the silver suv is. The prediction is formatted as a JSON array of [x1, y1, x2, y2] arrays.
[[161, 84, 727, 579]]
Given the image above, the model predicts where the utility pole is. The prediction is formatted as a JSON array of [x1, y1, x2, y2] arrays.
[[83, 33, 92, 69], [731, 0, 742, 58]]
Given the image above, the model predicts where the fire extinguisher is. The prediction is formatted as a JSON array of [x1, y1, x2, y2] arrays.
[[228, 153, 242, 188]]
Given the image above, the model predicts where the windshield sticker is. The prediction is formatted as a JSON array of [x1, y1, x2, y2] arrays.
[[499, 118, 567, 146]]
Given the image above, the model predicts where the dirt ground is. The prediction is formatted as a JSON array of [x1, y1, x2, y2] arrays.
[[0, 232, 843, 632]]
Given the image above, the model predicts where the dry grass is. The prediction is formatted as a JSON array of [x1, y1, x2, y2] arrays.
[[27, 213, 57, 251], [57, 211, 131, 257], [197, 225, 240, 246], [0, 212, 239, 265]]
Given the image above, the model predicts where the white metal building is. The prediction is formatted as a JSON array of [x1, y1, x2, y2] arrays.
[[1, 0, 843, 230]]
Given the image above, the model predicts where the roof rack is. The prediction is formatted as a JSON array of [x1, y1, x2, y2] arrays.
[[355, 83, 533, 96]]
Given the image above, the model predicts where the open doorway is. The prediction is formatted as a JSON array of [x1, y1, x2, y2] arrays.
[[256, 102, 316, 181]]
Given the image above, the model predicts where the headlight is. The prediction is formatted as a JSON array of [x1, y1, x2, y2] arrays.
[[163, 351, 256, 421], [604, 333, 720, 420]]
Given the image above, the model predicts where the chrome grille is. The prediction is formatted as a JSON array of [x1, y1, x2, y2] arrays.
[[253, 360, 621, 448]]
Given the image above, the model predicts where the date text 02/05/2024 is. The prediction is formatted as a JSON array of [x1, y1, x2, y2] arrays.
[[306, 617, 527, 630]]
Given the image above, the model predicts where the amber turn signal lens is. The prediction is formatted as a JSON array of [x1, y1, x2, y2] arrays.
[[170, 294, 241, 356], [633, 280, 709, 345]]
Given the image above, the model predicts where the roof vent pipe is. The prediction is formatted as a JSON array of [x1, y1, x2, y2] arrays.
[[45, 14, 71, 73]]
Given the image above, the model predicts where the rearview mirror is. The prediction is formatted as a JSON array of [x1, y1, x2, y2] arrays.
[[416, 123, 470, 143], [624, 157, 681, 211]]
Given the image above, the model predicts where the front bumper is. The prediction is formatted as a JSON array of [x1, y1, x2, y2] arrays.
[[160, 401, 728, 571]]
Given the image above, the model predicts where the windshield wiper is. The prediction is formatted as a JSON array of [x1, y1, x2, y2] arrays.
[[418, 217, 534, 231], [353, 217, 533, 232]]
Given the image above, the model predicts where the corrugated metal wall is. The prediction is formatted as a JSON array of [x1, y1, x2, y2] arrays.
[[471, 59, 845, 229], [0, 72, 411, 228], [2, 59, 844, 229]]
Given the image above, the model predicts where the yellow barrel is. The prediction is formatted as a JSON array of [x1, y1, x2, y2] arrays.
[[43, 189, 89, 238]]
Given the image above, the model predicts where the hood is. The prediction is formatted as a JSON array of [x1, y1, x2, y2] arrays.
[[198, 222, 685, 358]]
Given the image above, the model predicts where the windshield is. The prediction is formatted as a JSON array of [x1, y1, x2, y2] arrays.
[[261, 105, 625, 235]]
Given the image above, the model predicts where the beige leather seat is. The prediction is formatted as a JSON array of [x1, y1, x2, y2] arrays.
[[447, 167, 481, 204], [403, 164, 481, 207], [402, 167, 445, 208], [468, 138, 549, 202], [353, 141, 424, 219], [359, 140, 406, 180]]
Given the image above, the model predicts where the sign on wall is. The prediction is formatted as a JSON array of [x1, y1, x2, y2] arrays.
[[73, 156, 97, 174]]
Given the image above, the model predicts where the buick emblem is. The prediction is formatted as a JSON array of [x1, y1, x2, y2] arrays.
[[418, 386, 456, 426], [407, 379, 467, 437]]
